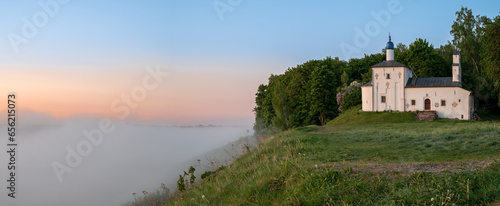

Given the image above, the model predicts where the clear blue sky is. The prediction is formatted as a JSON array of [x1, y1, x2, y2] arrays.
[[0, 0, 498, 125]]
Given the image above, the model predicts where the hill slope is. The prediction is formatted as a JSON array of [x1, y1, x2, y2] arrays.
[[166, 109, 500, 205]]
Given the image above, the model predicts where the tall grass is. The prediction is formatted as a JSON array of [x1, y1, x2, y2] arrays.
[[128, 108, 500, 205]]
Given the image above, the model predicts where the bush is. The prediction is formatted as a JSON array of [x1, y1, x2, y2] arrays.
[[336, 81, 362, 112]]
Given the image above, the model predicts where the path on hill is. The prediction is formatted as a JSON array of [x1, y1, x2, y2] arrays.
[[325, 158, 499, 174]]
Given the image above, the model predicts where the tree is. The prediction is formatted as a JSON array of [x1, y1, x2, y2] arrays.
[[450, 7, 498, 110], [341, 71, 349, 88], [310, 65, 337, 125], [451, 6, 486, 75], [405, 38, 447, 77], [394, 42, 408, 64], [482, 15, 500, 107], [346, 53, 384, 83], [435, 41, 456, 77], [271, 76, 291, 131], [253, 76, 277, 136]]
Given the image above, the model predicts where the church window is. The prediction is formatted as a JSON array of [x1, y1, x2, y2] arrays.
[[411, 100, 416, 105], [441, 100, 446, 106], [381, 96, 386, 103], [386, 73, 390, 79]]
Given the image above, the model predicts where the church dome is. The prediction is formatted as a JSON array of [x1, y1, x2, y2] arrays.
[[386, 35, 394, 50]]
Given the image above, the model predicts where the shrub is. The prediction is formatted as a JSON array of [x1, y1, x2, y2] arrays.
[[336, 81, 362, 112]]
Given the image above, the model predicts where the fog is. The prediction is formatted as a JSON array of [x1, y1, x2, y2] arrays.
[[0, 113, 254, 206]]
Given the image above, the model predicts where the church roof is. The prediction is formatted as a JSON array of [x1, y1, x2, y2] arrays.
[[405, 77, 461, 88], [362, 81, 372, 87], [371, 60, 406, 68]]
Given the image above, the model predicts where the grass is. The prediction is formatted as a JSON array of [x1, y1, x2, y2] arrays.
[[133, 107, 500, 205]]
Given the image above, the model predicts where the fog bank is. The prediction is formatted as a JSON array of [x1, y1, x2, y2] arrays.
[[0, 115, 252, 206]]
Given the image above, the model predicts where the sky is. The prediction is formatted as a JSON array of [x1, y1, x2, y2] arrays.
[[0, 0, 499, 125]]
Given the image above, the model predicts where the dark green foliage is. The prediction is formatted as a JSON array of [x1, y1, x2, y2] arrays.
[[200, 171, 214, 180], [403, 38, 448, 77], [188, 166, 196, 185], [336, 82, 362, 112], [347, 53, 385, 83], [176, 175, 186, 192], [309, 64, 338, 125], [340, 71, 349, 87], [483, 15, 500, 106], [253, 55, 390, 134], [449, 6, 500, 112], [451, 7, 485, 77], [394, 42, 408, 63], [253, 57, 348, 134], [253, 83, 275, 136], [272, 76, 291, 131], [176, 166, 196, 192], [436, 42, 455, 76]]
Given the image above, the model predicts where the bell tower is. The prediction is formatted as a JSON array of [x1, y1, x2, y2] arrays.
[[386, 34, 394, 61], [452, 51, 461, 84]]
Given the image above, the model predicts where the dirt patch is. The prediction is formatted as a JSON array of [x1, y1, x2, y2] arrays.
[[324, 158, 499, 174]]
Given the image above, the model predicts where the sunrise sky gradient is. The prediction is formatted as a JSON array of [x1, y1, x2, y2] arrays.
[[0, 0, 498, 125]]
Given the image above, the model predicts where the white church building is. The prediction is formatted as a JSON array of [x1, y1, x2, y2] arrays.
[[361, 36, 474, 120]]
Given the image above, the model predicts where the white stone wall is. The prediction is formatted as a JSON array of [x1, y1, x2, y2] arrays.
[[361, 86, 372, 111], [372, 67, 408, 111], [405, 87, 472, 120], [386, 50, 394, 61]]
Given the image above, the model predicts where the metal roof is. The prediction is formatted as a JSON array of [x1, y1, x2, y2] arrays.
[[453, 51, 460, 55], [386, 35, 394, 50], [362, 81, 372, 87], [371, 60, 406, 68], [405, 77, 462, 87]]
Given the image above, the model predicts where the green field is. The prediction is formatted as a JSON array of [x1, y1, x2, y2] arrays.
[[158, 108, 500, 205]]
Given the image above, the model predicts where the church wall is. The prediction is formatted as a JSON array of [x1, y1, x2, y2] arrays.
[[361, 86, 373, 111], [404, 67, 413, 85], [372, 67, 407, 111], [405, 87, 472, 120]]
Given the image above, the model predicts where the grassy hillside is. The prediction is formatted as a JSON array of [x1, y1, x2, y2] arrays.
[[163, 108, 500, 205]]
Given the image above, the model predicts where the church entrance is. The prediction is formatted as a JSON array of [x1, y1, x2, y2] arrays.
[[425, 99, 431, 110]]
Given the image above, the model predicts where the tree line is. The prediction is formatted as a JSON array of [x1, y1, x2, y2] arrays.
[[253, 7, 500, 136]]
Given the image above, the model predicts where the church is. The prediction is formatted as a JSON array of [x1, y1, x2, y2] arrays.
[[361, 36, 474, 120]]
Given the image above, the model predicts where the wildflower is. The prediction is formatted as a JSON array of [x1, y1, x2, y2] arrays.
[[314, 164, 318, 168], [430, 198, 435, 201], [202, 195, 205, 199]]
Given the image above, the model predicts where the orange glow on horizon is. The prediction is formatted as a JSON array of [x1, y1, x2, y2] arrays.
[[1, 67, 262, 125]]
